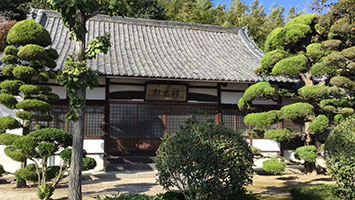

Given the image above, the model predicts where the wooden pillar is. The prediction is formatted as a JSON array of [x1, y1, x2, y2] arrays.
[[103, 78, 110, 159], [216, 83, 222, 124]]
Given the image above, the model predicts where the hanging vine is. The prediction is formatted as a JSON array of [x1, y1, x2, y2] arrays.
[[57, 33, 111, 121]]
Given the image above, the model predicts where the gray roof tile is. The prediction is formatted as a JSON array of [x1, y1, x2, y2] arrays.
[[1, 9, 296, 83]]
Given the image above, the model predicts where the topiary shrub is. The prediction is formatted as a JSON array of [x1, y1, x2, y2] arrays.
[[280, 103, 314, 121], [325, 116, 355, 200], [12, 66, 37, 81], [156, 117, 253, 200], [4, 46, 18, 56], [272, 55, 307, 76], [0, 164, 5, 177], [243, 110, 279, 127], [0, 93, 18, 109], [0, 80, 24, 95], [295, 145, 318, 174], [16, 99, 51, 112], [264, 129, 298, 142], [0, 116, 21, 132], [308, 115, 329, 134], [262, 158, 287, 175], [298, 85, 330, 101], [6, 19, 51, 47]]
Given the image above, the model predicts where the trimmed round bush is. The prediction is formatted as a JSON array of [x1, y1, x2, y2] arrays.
[[82, 157, 97, 171], [1, 55, 19, 65], [264, 129, 298, 142], [308, 115, 329, 134], [244, 110, 279, 127], [0, 93, 18, 109], [16, 99, 51, 112], [0, 116, 21, 132], [1, 64, 16, 77], [6, 19, 51, 47], [4, 46, 18, 56], [45, 48, 59, 59], [286, 13, 319, 26], [12, 66, 36, 81], [17, 44, 46, 61], [263, 158, 287, 175], [295, 145, 317, 163], [264, 27, 285, 52], [325, 116, 355, 200], [4, 146, 26, 162], [0, 80, 24, 95], [19, 84, 41, 96], [280, 103, 314, 121], [272, 55, 307, 76], [156, 117, 253, 200], [298, 85, 330, 101], [0, 133, 22, 145]]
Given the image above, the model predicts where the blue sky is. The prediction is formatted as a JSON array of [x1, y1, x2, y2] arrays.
[[213, 0, 338, 14]]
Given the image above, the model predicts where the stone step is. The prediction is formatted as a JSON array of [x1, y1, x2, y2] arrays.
[[105, 156, 156, 164], [105, 163, 157, 172]]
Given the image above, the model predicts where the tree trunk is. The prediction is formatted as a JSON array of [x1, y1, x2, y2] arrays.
[[68, 10, 86, 200], [304, 161, 316, 174]]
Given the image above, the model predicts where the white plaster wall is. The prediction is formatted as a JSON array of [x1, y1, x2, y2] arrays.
[[0, 145, 22, 173], [189, 88, 217, 96], [51, 86, 66, 99], [252, 139, 280, 152], [47, 154, 104, 172], [221, 92, 243, 104], [83, 139, 104, 153], [86, 87, 105, 100], [110, 85, 144, 93]]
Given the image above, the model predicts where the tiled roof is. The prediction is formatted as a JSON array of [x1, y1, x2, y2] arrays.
[[4, 9, 294, 83]]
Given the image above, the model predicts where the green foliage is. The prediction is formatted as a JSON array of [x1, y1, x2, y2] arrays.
[[308, 115, 329, 134], [262, 158, 286, 175], [19, 84, 41, 96], [250, 146, 261, 156], [240, 82, 275, 106], [12, 66, 37, 81], [37, 93, 60, 104], [98, 193, 165, 200], [0, 93, 18, 109], [286, 13, 319, 26], [1, 64, 16, 77], [330, 76, 355, 91], [0, 116, 21, 132], [272, 55, 307, 76], [310, 62, 337, 76], [15, 167, 38, 182], [38, 183, 54, 200], [0, 80, 23, 95], [284, 24, 312, 44], [82, 157, 97, 171], [156, 117, 253, 200], [247, 127, 266, 138], [1, 55, 19, 65], [290, 185, 341, 200], [4, 146, 26, 162], [280, 103, 314, 121], [45, 48, 59, 59], [257, 50, 289, 74], [334, 114, 345, 124], [306, 43, 328, 61], [4, 45, 18, 55], [322, 39, 343, 50], [319, 99, 354, 114], [298, 85, 330, 100], [6, 19, 51, 47], [17, 44, 47, 61], [244, 110, 279, 127], [341, 46, 355, 60], [86, 33, 111, 59], [16, 111, 36, 121], [57, 55, 99, 121], [264, 27, 285, 52], [264, 129, 298, 142], [0, 164, 4, 177], [295, 145, 317, 163], [0, 133, 21, 145], [323, 52, 347, 70], [16, 99, 51, 112], [325, 116, 355, 200]]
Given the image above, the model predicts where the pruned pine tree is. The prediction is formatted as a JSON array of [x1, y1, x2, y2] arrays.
[[47, 1, 111, 199], [238, 0, 354, 174], [0, 19, 97, 199]]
